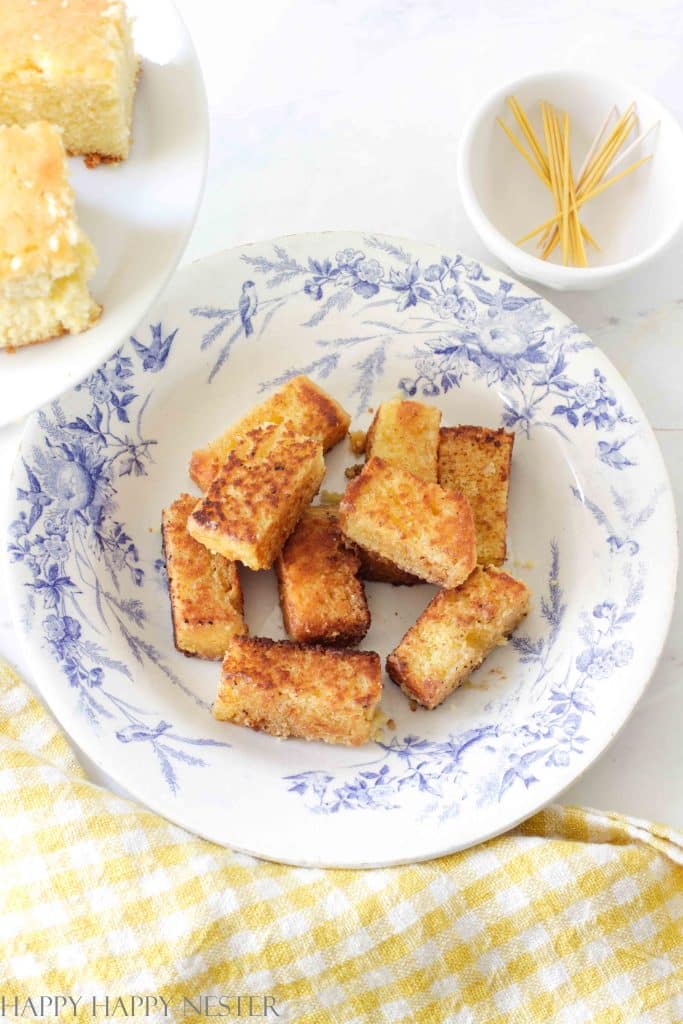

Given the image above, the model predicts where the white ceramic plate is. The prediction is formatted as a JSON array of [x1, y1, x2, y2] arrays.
[[0, 0, 208, 427], [6, 232, 677, 867]]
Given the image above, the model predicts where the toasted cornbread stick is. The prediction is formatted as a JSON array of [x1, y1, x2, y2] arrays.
[[188, 422, 325, 570], [339, 457, 476, 588], [190, 375, 350, 491], [438, 427, 514, 566], [387, 567, 530, 709], [215, 636, 383, 746], [275, 507, 370, 646], [162, 494, 247, 660], [365, 399, 442, 482]]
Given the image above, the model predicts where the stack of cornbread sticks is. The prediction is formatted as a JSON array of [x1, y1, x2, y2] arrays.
[[162, 376, 530, 747]]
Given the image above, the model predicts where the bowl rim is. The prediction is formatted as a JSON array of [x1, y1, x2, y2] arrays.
[[457, 68, 683, 286]]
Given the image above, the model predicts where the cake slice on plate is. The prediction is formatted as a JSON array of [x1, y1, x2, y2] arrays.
[[0, 121, 100, 351], [0, 0, 139, 164]]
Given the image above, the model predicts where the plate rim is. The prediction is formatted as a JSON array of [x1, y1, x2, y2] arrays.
[[0, 0, 210, 427], [5, 231, 679, 867]]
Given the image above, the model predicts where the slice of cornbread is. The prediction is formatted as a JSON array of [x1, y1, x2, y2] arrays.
[[162, 494, 246, 660], [365, 399, 441, 482], [215, 636, 383, 746], [438, 426, 514, 566], [359, 398, 439, 584], [339, 456, 477, 588], [386, 566, 530, 709], [190, 375, 350, 491], [0, 0, 138, 163], [0, 122, 100, 350], [275, 507, 370, 646], [188, 422, 325, 571]]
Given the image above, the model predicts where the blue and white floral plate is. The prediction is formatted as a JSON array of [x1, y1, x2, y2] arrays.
[[6, 232, 677, 867]]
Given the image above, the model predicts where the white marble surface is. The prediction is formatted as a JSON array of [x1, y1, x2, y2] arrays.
[[0, 0, 681, 828]]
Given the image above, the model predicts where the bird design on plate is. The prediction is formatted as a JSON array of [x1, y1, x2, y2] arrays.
[[239, 280, 258, 336], [130, 323, 179, 372]]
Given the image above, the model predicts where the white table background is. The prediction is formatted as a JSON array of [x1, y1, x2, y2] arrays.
[[0, 0, 681, 828]]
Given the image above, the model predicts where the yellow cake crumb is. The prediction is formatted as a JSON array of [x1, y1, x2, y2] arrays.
[[0, 122, 100, 350], [366, 399, 441, 482], [0, 0, 139, 162], [319, 490, 343, 507], [349, 430, 367, 455]]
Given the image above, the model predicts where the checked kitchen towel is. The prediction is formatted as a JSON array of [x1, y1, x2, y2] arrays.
[[0, 660, 681, 1023]]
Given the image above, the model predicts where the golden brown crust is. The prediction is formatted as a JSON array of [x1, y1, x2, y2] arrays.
[[438, 426, 514, 566], [215, 636, 383, 746], [187, 422, 325, 570], [338, 456, 477, 588], [349, 430, 367, 455], [297, 376, 351, 444], [2, 326, 68, 354], [275, 507, 370, 646], [162, 494, 247, 660], [386, 566, 530, 708], [190, 375, 351, 491], [82, 152, 123, 168], [356, 546, 421, 586], [365, 399, 441, 482]]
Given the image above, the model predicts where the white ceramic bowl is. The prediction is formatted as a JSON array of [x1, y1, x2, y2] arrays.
[[457, 70, 683, 291]]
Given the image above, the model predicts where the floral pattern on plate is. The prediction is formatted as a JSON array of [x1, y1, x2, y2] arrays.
[[6, 233, 675, 867]]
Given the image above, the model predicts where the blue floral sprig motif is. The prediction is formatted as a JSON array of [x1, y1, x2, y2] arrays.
[[8, 327, 229, 795], [509, 541, 565, 692], [285, 728, 499, 814], [571, 481, 663, 557], [189, 239, 637, 466], [503, 544, 594, 783], [507, 482, 655, 782]]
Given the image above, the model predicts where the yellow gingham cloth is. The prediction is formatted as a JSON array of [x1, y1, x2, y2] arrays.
[[1, 659, 682, 1024]]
